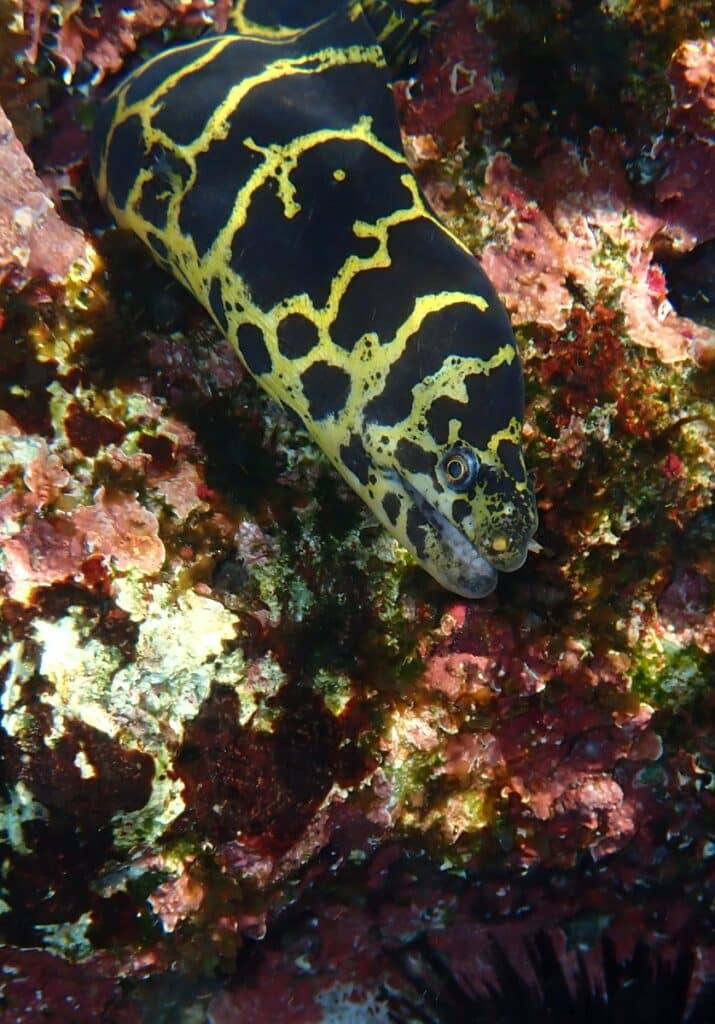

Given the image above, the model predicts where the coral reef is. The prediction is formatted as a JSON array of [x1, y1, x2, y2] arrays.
[[0, 0, 713, 1019], [0, 104, 92, 287]]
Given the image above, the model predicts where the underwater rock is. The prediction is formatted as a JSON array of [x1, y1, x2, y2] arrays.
[[667, 38, 715, 139], [653, 37, 715, 250], [0, 0, 713, 1014], [661, 240, 715, 329], [20, 0, 232, 82], [0, 105, 91, 288]]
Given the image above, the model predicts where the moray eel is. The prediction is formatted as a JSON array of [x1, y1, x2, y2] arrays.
[[90, 0, 538, 598]]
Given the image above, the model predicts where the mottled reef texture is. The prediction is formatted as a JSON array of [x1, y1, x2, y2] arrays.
[[1, 0, 714, 1021]]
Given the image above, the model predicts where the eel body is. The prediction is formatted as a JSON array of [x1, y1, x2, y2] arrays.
[[90, 0, 538, 598]]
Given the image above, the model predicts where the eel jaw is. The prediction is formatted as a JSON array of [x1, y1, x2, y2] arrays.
[[392, 472, 499, 599]]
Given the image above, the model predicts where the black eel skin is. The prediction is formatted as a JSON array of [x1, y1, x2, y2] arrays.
[[91, 0, 538, 597]]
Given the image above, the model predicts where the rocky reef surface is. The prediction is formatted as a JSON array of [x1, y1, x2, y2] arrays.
[[0, 1, 713, 1020]]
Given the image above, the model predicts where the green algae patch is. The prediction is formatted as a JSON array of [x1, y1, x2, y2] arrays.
[[313, 669, 355, 717], [33, 589, 238, 747], [111, 748, 186, 852], [0, 780, 49, 856], [631, 641, 714, 714], [36, 913, 95, 962], [424, 787, 493, 844]]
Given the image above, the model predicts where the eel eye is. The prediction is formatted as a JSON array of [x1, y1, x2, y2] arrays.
[[440, 448, 480, 492]]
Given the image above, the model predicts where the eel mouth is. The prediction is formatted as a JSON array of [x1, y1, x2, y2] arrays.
[[393, 473, 500, 600]]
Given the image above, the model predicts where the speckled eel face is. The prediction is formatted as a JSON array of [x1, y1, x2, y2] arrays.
[[90, 0, 538, 598]]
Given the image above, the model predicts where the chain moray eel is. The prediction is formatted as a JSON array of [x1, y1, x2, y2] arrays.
[[90, 0, 538, 598]]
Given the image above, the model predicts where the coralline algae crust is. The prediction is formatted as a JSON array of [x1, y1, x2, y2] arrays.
[[0, 0, 713, 1014]]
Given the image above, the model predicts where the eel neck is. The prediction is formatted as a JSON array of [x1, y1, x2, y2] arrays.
[[354, 0, 445, 74]]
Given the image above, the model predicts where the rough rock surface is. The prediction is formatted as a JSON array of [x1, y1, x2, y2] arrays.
[[0, 1, 713, 1020]]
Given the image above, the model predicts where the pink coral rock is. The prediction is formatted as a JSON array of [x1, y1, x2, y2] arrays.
[[0, 105, 91, 288], [480, 134, 713, 363], [0, 517, 85, 603], [667, 38, 715, 139], [72, 487, 165, 574]]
